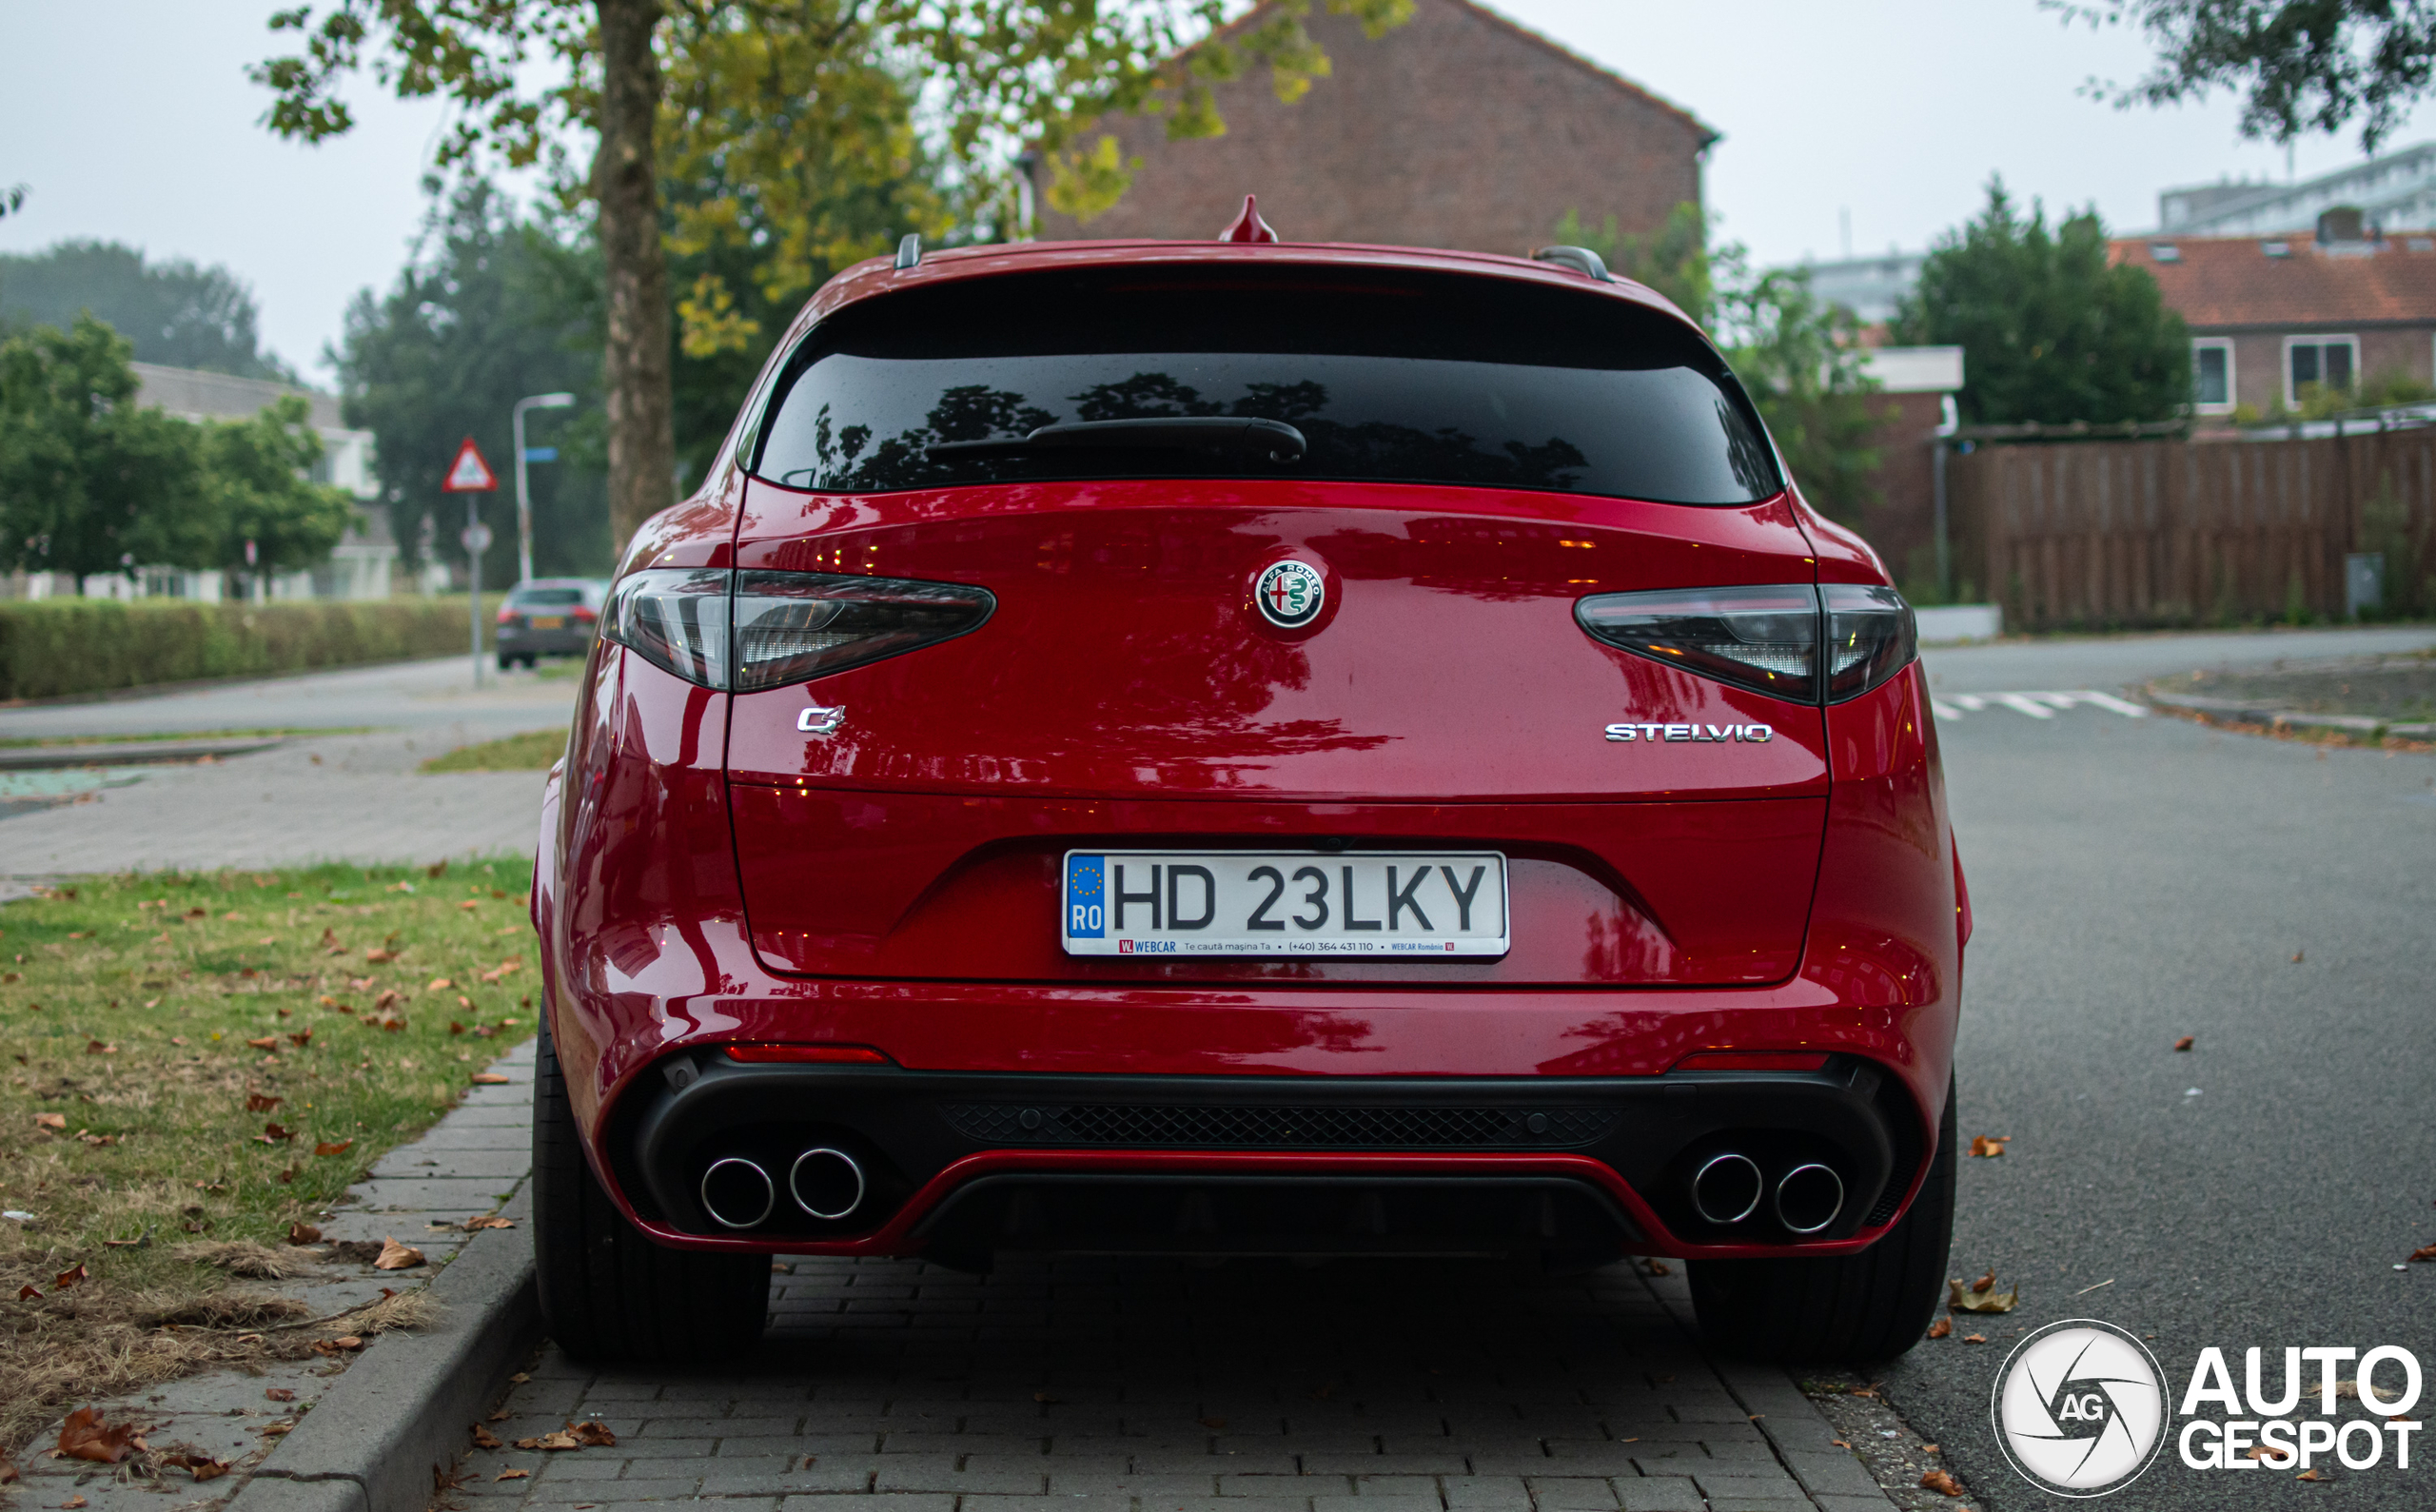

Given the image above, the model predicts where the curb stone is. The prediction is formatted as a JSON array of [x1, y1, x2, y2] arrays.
[[2145, 688, 2436, 741], [228, 1188, 539, 1512]]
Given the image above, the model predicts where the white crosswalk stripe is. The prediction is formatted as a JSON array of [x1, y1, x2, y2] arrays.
[[1930, 690, 2149, 722]]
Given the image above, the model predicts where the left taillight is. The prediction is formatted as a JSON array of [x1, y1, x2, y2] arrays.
[[1574, 582, 1915, 705], [600, 567, 994, 692]]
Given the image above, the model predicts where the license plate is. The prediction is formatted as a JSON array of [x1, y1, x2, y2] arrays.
[[1061, 850, 1508, 957], [528, 616, 564, 630]]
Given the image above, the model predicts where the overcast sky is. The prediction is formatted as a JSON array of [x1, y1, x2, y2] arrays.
[[3, 0, 2427, 386]]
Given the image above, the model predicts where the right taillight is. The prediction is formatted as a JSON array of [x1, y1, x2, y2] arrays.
[[1574, 582, 1915, 705]]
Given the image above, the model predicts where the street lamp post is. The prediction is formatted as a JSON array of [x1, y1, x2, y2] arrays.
[[511, 392, 578, 584]]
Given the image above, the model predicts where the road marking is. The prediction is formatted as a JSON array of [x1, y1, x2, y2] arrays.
[[1931, 690, 2151, 723]]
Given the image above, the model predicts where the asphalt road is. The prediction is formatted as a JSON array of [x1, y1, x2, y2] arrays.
[[0, 657, 575, 874], [1894, 626, 2436, 1510]]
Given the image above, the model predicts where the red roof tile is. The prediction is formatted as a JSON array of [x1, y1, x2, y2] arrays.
[[2113, 234, 2436, 329]]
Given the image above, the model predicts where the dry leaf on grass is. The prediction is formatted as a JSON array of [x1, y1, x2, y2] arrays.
[[57, 1406, 139, 1464], [481, 958, 522, 983], [286, 1223, 322, 1246], [257, 1122, 297, 1144], [54, 1264, 88, 1289], [1968, 1135, 2009, 1157], [373, 1237, 425, 1270], [2173, 1035, 2195, 1051], [246, 1037, 279, 1051], [34, 1112, 67, 1132], [314, 1140, 354, 1158], [1919, 1468, 1965, 1496], [246, 1093, 282, 1112], [1949, 1271, 2018, 1313], [15, 1284, 39, 1301], [1926, 1317, 1952, 1339]]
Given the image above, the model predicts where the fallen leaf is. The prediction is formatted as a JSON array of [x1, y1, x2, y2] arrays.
[[428, 977, 454, 991], [76, 1132, 116, 1147], [1922, 1443, 1939, 1453], [2409, 1244, 2436, 1263], [1830, 1439, 1849, 1448], [2248, 1444, 2288, 1463], [277, 1167, 297, 1183], [509, 1371, 531, 1384], [53, 1264, 87, 1289], [178, 1454, 232, 1482], [1926, 1317, 1953, 1339], [289, 1030, 313, 1047], [64, 1498, 88, 1509], [258, 1121, 298, 1143], [314, 1140, 355, 1157], [246, 1093, 282, 1112], [1641, 1258, 1671, 1275], [1919, 1468, 1964, 1496], [465, 1214, 515, 1230], [1963, 1333, 1989, 1344], [2291, 950, 2305, 964], [34, 1112, 66, 1132], [472, 1071, 510, 1085], [472, 1425, 502, 1449], [459, 900, 479, 911], [489, 1408, 513, 1422], [287, 1222, 322, 1246], [1950, 1272, 2018, 1313], [481, 958, 522, 983], [495, 1468, 529, 1482], [57, 1406, 137, 1463], [16, 1285, 39, 1300], [373, 1236, 425, 1270], [0, 1460, 15, 1484], [449, 1021, 465, 1035], [514, 1432, 580, 1451], [265, 1388, 297, 1403], [2297, 1467, 2323, 1481], [2173, 1035, 2195, 1051], [246, 1036, 279, 1051], [1968, 1135, 2009, 1158], [567, 1421, 616, 1447]]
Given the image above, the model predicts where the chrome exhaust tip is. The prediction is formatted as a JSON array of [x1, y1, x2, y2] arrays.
[[790, 1147, 866, 1221], [699, 1156, 776, 1229], [1774, 1162, 1845, 1235], [1689, 1151, 1763, 1225]]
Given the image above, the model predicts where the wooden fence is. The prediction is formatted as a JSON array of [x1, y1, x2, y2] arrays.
[[1947, 430, 2436, 630]]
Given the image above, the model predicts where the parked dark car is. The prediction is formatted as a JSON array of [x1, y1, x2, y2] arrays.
[[496, 579, 607, 668]]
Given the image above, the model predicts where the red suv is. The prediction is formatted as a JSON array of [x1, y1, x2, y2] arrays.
[[530, 218, 1965, 1365]]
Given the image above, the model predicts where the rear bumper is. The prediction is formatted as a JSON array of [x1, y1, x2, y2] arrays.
[[598, 1056, 1924, 1263]]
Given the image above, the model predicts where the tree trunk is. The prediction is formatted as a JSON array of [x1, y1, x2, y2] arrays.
[[595, 0, 675, 557]]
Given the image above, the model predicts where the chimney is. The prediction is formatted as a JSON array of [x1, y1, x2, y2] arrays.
[[2317, 206, 2367, 244]]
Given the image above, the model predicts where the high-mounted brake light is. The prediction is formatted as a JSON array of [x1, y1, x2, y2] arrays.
[[1574, 583, 1915, 705], [600, 568, 993, 692]]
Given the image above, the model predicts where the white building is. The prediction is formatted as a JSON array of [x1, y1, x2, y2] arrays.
[[8, 363, 396, 601], [2156, 141, 2436, 239]]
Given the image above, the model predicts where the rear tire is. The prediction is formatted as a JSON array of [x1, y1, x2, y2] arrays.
[[532, 1015, 769, 1364], [1687, 1077, 1955, 1365]]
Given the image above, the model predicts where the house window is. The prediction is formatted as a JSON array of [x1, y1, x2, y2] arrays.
[[2286, 336, 2359, 407], [2192, 339, 2234, 412]]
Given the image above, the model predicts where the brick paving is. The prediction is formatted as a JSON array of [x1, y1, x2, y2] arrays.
[[459, 1255, 1894, 1512]]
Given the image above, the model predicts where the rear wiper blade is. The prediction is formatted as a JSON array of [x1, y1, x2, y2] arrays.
[[926, 416, 1306, 464]]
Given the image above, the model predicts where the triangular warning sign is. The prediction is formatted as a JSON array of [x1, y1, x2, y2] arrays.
[[442, 437, 499, 493]]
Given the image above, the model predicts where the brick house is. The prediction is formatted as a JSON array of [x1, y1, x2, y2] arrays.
[[2112, 214, 2436, 418], [1030, 0, 1716, 256]]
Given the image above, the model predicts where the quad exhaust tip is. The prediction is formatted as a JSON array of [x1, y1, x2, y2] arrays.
[[699, 1156, 776, 1229], [1774, 1162, 1845, 1235], [1689, 1151, 1763, 1226], [791, 1147, 866, 1221]]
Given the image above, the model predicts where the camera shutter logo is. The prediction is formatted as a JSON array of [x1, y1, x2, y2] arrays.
[[1253, 560, 1326, 628], [1992, 1320, 2169, 1497]]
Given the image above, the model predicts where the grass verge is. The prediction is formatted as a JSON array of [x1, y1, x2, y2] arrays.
[[419, 730, 566, 774], [0, 858, 537, 1461], [0, 727, 378, 750]]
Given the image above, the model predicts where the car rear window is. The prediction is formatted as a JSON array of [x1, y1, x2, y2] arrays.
[[747, 266, 1780, 505], [511, 588, 584, 607]]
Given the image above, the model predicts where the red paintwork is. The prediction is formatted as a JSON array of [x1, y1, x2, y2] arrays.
[[532, 235, 1963, 1261], [1218, 193, 1281, 243]]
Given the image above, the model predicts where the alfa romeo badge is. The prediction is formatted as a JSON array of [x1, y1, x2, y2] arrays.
[[1253, 559, 1326, 628]]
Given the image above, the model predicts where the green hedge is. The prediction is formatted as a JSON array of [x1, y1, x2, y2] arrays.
[[0, 596, 503, 703]]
